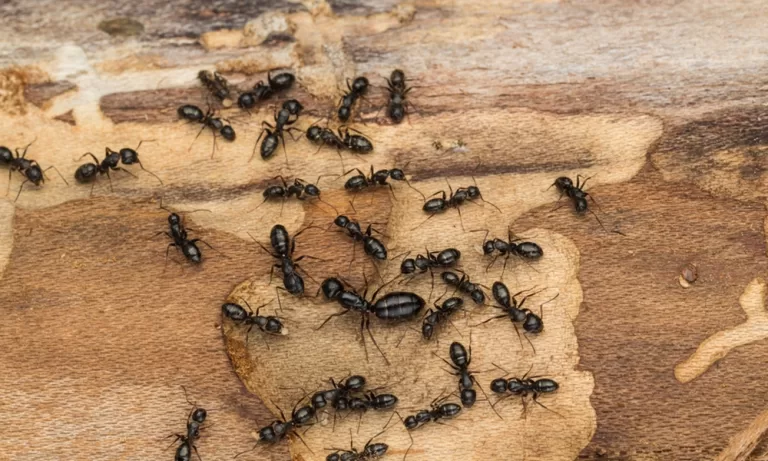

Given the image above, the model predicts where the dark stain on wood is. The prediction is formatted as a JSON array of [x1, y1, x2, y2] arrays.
[[24, 81, 77, 108]]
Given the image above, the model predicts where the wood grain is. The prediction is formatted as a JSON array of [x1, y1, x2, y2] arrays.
[[2, 0, 768, 460]]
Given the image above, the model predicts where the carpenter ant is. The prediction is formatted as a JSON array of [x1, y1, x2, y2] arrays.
[[421, 296, 464, 340], [343, 165, 424, 206], [0, 140, 68, 202], [433, 340, 494, 411], [250, 224, 321, 300], [338, 76, 370, 122], [416, 180, 500, 231], [238, 71, 296, 110], [385, 69, 412, 124], [340, 126, 373, 153], [474, 228, 542, 277], [326, 429, 389, 461], [157, 210, 216, 265], [75, 146, 162, 194], [177, 104, 235, 158], [254, 175, 339, 215], [311, 375, 367, 411], [401, 248, 461, 299], [551, 175, 619, 233], [332, 215, 388, 262], [198, 70, 231, 101], [440, 271, 485, 305], [489, 364, 560, 418], [317, 276, 425, 364], [221, 299, 286, 346], [400, 392, 462, 459], [168, 387, 207, 461], [474, 282, 558, 352], [252, 105, 303, 163], [235, 397, 315, 458]]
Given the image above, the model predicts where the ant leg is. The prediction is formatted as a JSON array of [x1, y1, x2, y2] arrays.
[[115, 167, 138, 179], [470, 314, 507, 328], [365, 315, 390, 365], [500, 255, 510, 279], [165, 242, 178, 266], [246, 232, 280, 259], [13, 179, 29, 202], [188, 123, 207, 153], [411, 213, 436, 231], [588, 208, 610, 233], [532, 394, 563, 418], [41, 166, 69, 186], [132, 161, 163, 184], [250, 129, 268, 162], [315, 309, 349, 331], [455, 206, 466, 232], [485, 255, 499, 273], [5, 168, 12, 197]]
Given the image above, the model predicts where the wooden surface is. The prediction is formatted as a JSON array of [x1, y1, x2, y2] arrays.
[[2, 1, 768, 460]]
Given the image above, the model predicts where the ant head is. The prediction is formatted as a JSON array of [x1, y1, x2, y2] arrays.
[[390, 69, 405, 86], [0, 146, 12, 164], [237, 92, 257, 110], [221, 302, 249, 321], [282, 99, 303, 116], [304, 184, 320, 197], [523, 312, 543, 334], [352, 76, 369, 93], [168, 213, 181, 225], [400, 258, 416, 274], [265, 317, 284, 334], [220, 125, 236, 141], [367, 443, 389, 457], [574, 196, 588, 213], [258, 424, 278, 443], [344, 375, 366, 391], [334, 215, 349, 227], [306, 125, 322, 141], [119, 148, 139, 165], [440, 271, 459, 284], [389, 169, 405, 180], [490, 378, 508, 394], [268, 71, 295, 91], [321, 277, 344, 300], [554, 176, 573, 191], [25, 165, 44, 185], [482, 240, 495, 255], [443, 297, 463, 311], [191, 408, 207, 424], [466, 185, 481, 198]]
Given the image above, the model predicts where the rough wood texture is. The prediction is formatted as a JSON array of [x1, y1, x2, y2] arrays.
[[2, 1, 768, 460]]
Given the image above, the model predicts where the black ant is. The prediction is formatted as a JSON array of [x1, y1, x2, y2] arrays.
[[250, 224, 321, 302], [311, 374, 367, 411], [433, 340, 494, 410], [326, 429, 389, 461], [551, 175, 620, 234], [400, 248, 461, 299], [306, 123, 374, 172], [474, 228, 542, 277], [235, 396, 315, 458], [221, 299, 286, 346], [422, 296, 464, 341], [157, 209, 216, 265], [198, 70, 231, 101], [332, 215, 388, 262], [238, 71, 295, 110], [0, 140, 68, 202], [338, 76, 370, 122], [489, 364, 560, 418], [177, 104, 235, 158], [415, 180, 500, 231], [317, 276, 424, 364], [440, 270, 486, 305], [167, 387, 207, 461], [474, 282, 558, 352], [74, 144, 162, 194], [252, 103, 303, 164], [400, 392, 462, 459], [385, 69, 412, 124], [254, 175, 339, 215], [343, 165, 424, 206]]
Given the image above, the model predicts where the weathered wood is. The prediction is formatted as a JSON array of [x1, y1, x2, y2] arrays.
[[1, 1, 768, 460]]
